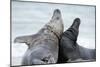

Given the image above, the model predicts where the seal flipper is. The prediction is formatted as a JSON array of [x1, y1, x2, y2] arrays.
[[14, 35, 33, 46], [14, 34, 38, 46]]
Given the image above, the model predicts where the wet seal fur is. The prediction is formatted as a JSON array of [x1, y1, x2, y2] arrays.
[[58, 18, 96, 63], [14, 9, 64, 65]]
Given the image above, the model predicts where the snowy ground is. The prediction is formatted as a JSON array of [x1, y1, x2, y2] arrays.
[[11, 0, 96, 66]]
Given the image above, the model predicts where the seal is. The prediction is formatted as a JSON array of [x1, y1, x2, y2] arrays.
[[58, 18, 95, 63], [14, 9, 64, 65]]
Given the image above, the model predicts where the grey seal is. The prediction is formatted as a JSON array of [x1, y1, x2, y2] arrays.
[[14, 9, 64, 65], [58, 18, 96, 63]]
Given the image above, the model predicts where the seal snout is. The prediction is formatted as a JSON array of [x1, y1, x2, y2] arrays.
[[52, 9, 61, 20], [54, 9, 61, 14], [74, 18, 80, 24], [71, 18, 81, 29]]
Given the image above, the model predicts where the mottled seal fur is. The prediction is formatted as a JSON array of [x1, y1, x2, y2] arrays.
[[58, 18, 96, 63], [14, 9, 64, 65]]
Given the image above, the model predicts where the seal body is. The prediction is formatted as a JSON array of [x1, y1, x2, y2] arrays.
[[58, 18, 95, 63], [14, 9, 63, 65]]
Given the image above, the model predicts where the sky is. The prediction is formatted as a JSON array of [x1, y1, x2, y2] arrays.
[[11, 0, 95, 65]]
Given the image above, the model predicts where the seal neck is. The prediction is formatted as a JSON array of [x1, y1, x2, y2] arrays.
[[44, 25, 60, 39], [64, 28, 79, 41]]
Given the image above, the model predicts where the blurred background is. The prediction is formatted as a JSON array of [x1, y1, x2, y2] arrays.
[[11, 0, 95, 66]]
